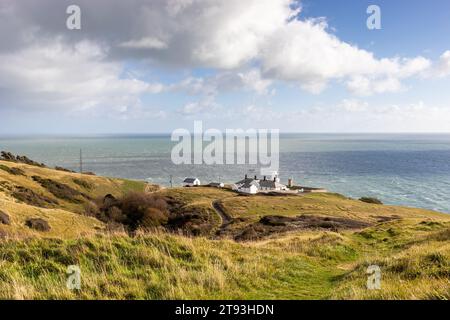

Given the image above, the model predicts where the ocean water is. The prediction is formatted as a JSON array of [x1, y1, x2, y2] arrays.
[[1, 133, 450, 213]]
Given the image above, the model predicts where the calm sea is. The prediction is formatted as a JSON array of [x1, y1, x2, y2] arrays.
[[1, 133, 449, 213]]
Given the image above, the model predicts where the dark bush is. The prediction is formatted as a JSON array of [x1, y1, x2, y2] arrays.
[[105, 221, 126, 233], [106, 207, 127, 224], [0, 164, 25, 176], [55, 166, 76, 173], [102, 194, 119, 208], [25, 218, 51, 232], [87, 192, 169, 231], [83, 201, 100, 217], [141, 208, 168, 228], [359, 197, 383, 205], [120, 192, 168, 227], [0, 211, 10, 225], [12, 186, 58, 208], [73, 178, 93, 190], [32, 176, 89, 203]]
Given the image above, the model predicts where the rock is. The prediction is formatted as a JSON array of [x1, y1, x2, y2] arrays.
[[0, 151, 15, 161], [1, 151, 46, 167], [25, 218, 51, 232], [0, 211, 10, 225]]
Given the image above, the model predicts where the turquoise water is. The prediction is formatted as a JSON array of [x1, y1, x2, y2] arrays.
[[1, 133, 449, 213]]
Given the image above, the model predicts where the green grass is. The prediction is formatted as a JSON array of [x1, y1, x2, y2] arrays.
[[219, 192, 447, 222], [1, 219, 448, 300], [118, 179, 146, 193], [0, 232, 345, 299], [331, 220, 450, 299]]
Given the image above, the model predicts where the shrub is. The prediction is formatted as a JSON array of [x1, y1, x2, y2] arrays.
[[120, 192, 168, 228], [73, 178, 93, 190], [90, 192, 169, 231], [0, 211, 10, 225], [359, 197, 383, 205], [25, 218, 51, 232], [55, 166, 75, 173], [0, 164, 25, 176], [105, 221, 126, 233], [83, 201, 100, 217], [32, 176, 89, 203], [12, 186, 58, 208], [107, 207, 127, 224], [141, 208, 168, 229]]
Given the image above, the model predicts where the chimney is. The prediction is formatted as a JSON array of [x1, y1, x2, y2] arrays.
[[254, 175, 257, 180], [273, 176, 276, 182], [263, 176, 266, 181], [288, 178, 294, 187], [245, 174, 248, 179]]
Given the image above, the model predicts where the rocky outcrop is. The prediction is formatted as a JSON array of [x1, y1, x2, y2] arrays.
[[1, 151, 46, 167]]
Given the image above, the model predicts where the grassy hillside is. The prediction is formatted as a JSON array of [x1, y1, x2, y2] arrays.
[[0, 219, 448, 300], [0, 161, 449, 300], [0, 160, 145, 238], [157, 187, 449, 241]]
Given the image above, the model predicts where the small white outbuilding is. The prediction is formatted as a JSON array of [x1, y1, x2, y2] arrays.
[[183, 177, 201, 187]]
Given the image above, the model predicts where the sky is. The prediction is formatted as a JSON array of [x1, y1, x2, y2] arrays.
[[0, 0, 450, 134]]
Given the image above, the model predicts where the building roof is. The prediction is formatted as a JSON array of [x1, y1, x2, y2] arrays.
[[183, 178, 198, 183], [209, 182, 223, 187], [235, 178, 256, 185], [241, 181, 260, 189]]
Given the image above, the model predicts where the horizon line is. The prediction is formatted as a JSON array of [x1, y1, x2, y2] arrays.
[[2, 132, 450, 137]]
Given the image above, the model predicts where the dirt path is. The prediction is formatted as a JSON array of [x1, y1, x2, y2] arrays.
[[211, 200, 232, 233]]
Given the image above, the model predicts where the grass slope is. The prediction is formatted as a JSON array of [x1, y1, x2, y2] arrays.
[[0, 160, 146, 238], [0, 219, 448, 300], [0, 163, 449, 299]]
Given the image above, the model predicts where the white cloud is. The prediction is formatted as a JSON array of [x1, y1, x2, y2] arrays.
[[119, 37, 168, 50], [260, 18, 432, 94], [338, 99, 369, 112], [0, 39, 164, 118], [171, 68, 273, 97], [179, 96, 219, 116], [237, 69, 273, 95], [428, 50, 450, 78], [346, 76, 404, 96]]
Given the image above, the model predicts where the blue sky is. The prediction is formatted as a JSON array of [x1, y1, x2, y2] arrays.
[[0, 0, 449, 134]]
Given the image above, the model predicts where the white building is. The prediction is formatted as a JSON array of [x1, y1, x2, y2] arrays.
[[208, 182, 224, 188], [233, 173, 287, 194], [238, 182, 259, 194], [183, 177, 201, 187]]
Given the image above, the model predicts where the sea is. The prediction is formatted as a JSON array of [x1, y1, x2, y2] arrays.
[[1, 133, 449, 213]]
